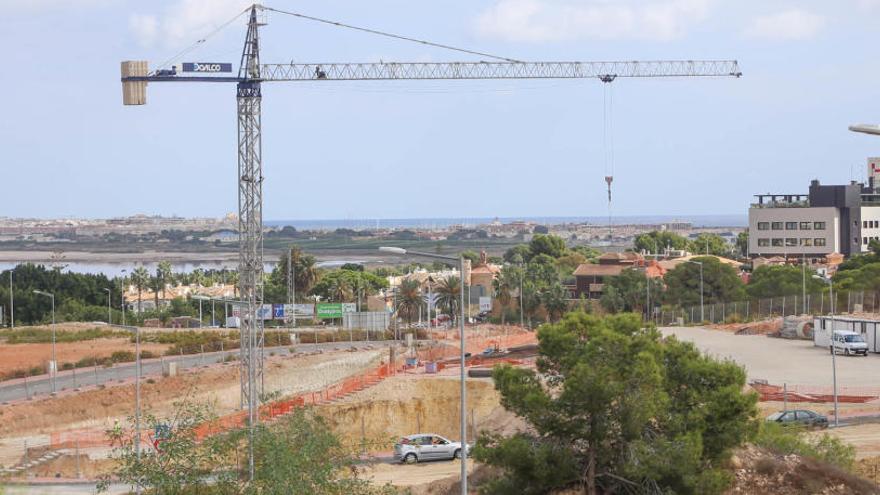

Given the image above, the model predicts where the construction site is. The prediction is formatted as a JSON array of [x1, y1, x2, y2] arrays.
[[3, 1, 880, 494]]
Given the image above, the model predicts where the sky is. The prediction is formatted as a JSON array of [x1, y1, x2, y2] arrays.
[[2, 0, 880, 221]]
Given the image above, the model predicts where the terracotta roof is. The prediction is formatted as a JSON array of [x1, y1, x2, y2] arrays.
[[573, 264, 626, 277], [470, 264, 501, 275]]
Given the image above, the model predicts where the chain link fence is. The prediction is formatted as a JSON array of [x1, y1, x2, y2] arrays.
[[653, 289, 880, 326]]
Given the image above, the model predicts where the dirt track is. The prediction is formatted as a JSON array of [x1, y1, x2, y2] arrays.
[[0, 339, 170, 376]]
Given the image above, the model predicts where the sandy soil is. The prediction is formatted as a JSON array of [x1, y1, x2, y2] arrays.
[[0, 349, 384, 439], [0, 339, 170, 376], [317, 375, 525, 455], [364, 459, 476, 488], [823, 424, 880, 460]]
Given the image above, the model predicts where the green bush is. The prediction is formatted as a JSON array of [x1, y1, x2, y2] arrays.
[[0, 327, 123, 344], [754, 421, 856, 470]]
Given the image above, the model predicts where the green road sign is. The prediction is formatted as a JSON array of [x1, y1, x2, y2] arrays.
[[316, 303, 343, 319]]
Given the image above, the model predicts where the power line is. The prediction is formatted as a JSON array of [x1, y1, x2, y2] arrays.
[[261, 6, 524, 63]]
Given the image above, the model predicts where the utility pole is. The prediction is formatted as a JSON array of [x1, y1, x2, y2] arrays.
[[8, 270, 13, 328]]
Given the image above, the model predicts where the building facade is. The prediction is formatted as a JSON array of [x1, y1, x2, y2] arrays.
[[749, 159, 880, 259]]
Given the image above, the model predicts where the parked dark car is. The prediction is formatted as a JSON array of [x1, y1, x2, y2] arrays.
[[766, 409, 829, 428]]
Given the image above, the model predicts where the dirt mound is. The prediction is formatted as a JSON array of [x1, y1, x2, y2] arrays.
[[857, 457, 880, 485], [709, 318, 783, 335], [727, 445, 879, 494], [317, 375, 521, 453]]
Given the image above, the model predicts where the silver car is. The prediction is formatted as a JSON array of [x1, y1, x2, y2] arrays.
[[393, 434, 470, 464]]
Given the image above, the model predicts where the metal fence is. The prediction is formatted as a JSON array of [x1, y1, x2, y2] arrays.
[[653, 289, 880, 326]]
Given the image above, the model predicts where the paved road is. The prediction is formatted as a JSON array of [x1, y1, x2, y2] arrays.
[[661, 326, 880, 387], [0, 340, 401, 403]]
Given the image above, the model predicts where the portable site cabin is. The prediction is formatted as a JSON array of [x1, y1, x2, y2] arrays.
[[813, 315, 880, 353]]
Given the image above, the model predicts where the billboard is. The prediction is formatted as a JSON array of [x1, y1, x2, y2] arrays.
[[317, 303, 343, 319], [479, 297, 492, 312], [182, 62, 233, 73], [284, 304, 315, 318], [315, 303, 358, 319], [272, 304, 285, 320]]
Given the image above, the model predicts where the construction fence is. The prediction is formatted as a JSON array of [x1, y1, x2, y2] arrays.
[[652, 289, 880, 326]]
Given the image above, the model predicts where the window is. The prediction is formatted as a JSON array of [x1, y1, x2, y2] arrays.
[[865, 221, 869, 228], [785, 238, 797, 247], [814, 238, 826, 247], [865, 237, 870, 245], [757, 222, 769, 230], [772, 238, 784, 246], [757, 238, 770, 247], [771, 222, 783, 230], [785, 222, 798, 230], [814, 222, 826, 230], [800, 222, 811, 230], [800, 238, 813, 246]]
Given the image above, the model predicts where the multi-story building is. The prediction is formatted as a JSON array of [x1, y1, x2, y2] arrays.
[[748, 158, 880, 259]]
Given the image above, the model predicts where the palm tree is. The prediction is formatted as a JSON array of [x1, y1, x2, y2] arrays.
[[329, 277, 353, 302], [157, 261, 173, 300], [276, 246, 319, 301], [435, 276, 462, 324], [493, 266, 518, 324], [396, 279, 423, 328], [542, 282, 569, 322], [131, 267, 150, 314]]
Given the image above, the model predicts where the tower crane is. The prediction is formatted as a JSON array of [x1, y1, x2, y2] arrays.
[[120, 3, 741, 481]]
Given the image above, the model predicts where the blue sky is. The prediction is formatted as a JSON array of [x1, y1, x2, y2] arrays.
[[2, 0, 879, 221]]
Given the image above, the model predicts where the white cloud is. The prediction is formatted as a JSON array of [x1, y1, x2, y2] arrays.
[[743, 9, 825, 41], [474, 0, 714, 42], [129, 0, 252, 49]]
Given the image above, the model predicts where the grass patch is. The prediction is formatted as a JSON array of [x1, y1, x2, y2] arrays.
[[754, 421, 856, 471], [0, 327, 125, 344]]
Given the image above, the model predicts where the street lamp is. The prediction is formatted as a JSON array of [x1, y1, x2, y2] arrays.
[[8, 269, 13, 328], [33, 290, 57, 393], [814, 274, 839, 427], [103, 288, 112, 325], [685, 260, 704, 323], [118, 324, 142, 493], [380, 246, 469, 494], [121, 269, 127, 326]]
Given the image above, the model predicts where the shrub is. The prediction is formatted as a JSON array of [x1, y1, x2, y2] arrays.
[[754, 421, 856, 471]]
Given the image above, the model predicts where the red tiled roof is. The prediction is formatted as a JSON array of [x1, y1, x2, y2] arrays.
[[573, 264, 626, 277]]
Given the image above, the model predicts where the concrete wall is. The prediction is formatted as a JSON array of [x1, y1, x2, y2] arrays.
[[859, 206, 880, 253], [749, 206, 839, 257]]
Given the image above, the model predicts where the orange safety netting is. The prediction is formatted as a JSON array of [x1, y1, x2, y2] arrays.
[[751, 382, 880, 404], [47, 335, 539, 451]]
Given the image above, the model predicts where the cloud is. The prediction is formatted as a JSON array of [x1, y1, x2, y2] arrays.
[[743, 9, 825, 41], [474, 0, 713, 42], [129, 0, 252, 49]]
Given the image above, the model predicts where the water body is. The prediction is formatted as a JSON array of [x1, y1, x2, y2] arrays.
[[266, 214, 746, 231], [0, 260, 369, 277]]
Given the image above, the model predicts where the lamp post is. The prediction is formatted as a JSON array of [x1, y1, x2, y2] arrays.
[[380, 247, 469, 494], [814, 275, 838, 427], [8, 270, 13, 328], [119, 324, 142, 493], [121, 269, 127, 326], [103, 288, 112, 324], [686, 260, 704, 323], [33, 290, 56, 393]]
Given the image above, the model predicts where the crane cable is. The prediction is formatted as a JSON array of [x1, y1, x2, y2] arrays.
[[154, 7, 252, 73], [261, 6, 524, 63], [603, 82, 615, 240]]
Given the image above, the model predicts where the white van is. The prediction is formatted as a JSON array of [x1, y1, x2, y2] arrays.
[[831, 330, 869, 356]]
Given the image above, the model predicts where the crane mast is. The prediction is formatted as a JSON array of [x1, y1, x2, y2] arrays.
[[236, 7, 263, 481], [120, 3, 741, 482]]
